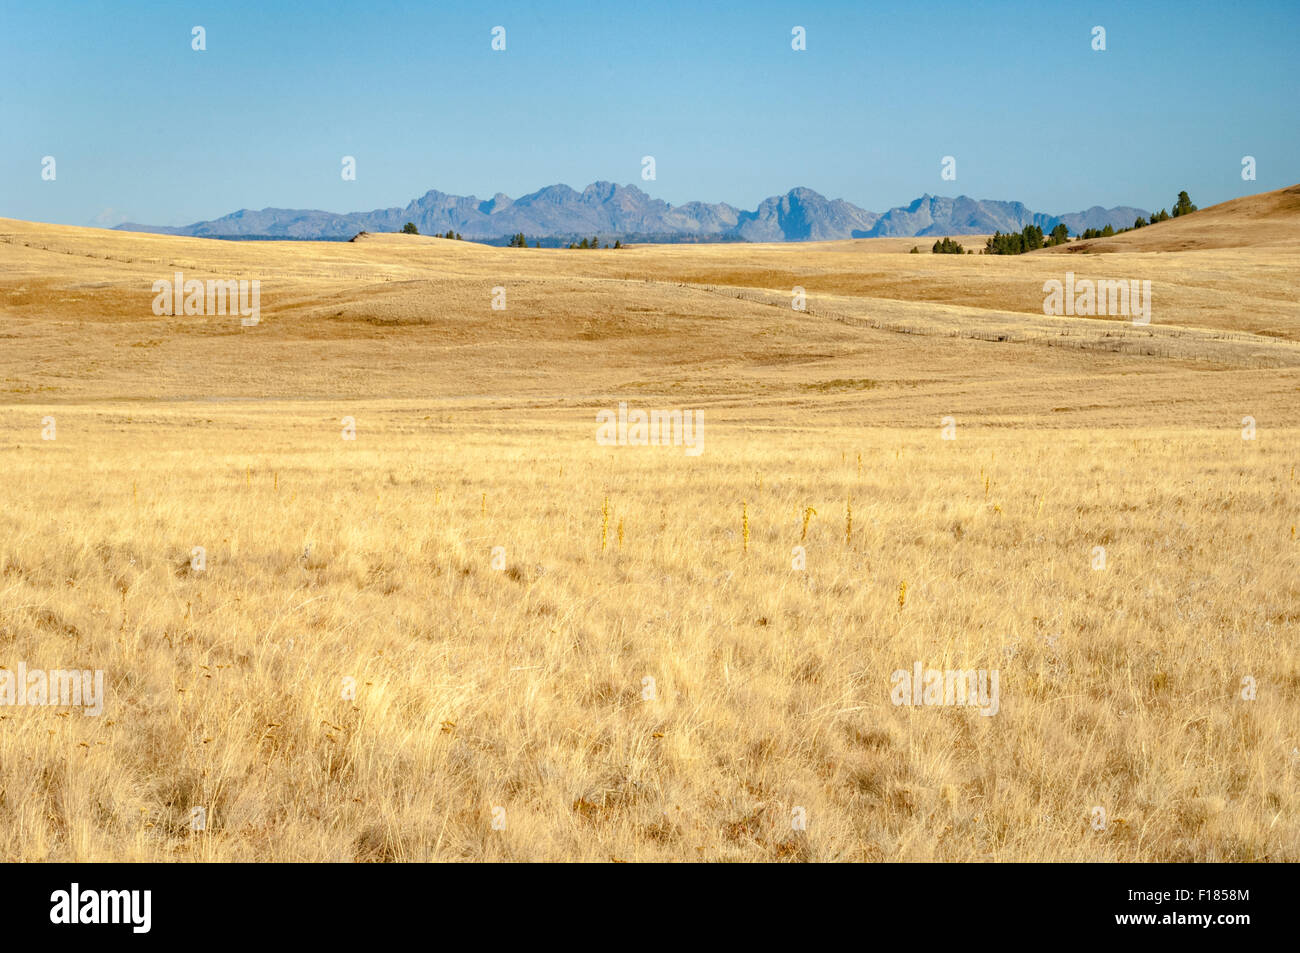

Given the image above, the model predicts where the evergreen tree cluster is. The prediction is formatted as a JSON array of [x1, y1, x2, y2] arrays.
[[565, 236, 622, 249], [987, 192, 1197, 252], [399, 223, 462, 239], [985, 225, 1045, 255], [931, 236, 965, 254], [1084, 191, 1194, 239]]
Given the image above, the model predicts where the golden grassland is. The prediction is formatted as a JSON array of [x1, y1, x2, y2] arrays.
[[0, 187, 1297, 860]]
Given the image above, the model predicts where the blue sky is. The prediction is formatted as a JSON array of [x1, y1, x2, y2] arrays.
[[2, 0, 1297, 227]]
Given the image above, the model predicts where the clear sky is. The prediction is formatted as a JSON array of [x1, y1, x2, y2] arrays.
[[3, 0, 1297, 227]]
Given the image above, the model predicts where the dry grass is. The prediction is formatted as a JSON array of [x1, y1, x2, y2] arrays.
[[0, 188, 1297, 861]]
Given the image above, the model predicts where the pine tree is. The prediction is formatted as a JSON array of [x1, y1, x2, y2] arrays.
[[1172, 191, 1197, 217]]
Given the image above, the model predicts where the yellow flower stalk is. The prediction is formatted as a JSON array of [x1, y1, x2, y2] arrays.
[[601, 496, 609, 551]]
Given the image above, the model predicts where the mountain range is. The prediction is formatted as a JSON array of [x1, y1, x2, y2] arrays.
[[115, 183, 1149, 243]]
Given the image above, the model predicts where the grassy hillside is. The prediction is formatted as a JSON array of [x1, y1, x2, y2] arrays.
[[0, 189, 1297, 860]]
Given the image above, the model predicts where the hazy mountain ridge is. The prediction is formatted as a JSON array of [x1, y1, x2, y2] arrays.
[[861, 194, 1151, 239], [116, 183, 1148, 242]]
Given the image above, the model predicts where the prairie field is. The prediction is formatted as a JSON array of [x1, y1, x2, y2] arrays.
[[0, 187, 1298, 861]]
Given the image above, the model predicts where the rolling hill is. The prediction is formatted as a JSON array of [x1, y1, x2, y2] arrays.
[[1046, 184, 1300, 253]]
